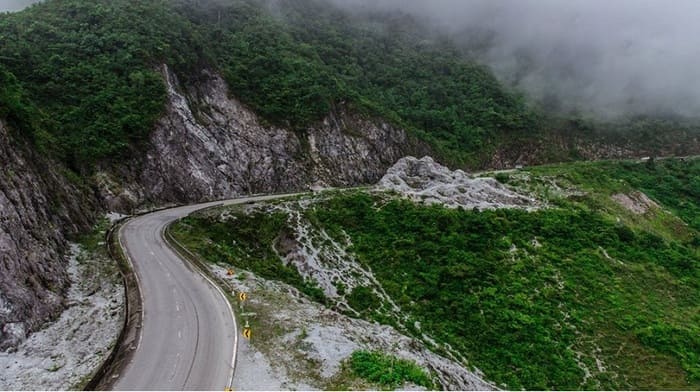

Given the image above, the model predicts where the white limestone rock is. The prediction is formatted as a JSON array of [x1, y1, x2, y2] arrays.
[[379, 156, 538, 210]]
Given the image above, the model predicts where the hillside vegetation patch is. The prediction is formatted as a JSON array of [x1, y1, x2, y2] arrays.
[[173, 158, 699, 390]]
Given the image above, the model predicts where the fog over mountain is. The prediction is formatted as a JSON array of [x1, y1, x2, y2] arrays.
[[330, 0, 700, 118], [5, 0, 700, 118], [0, 0, 39, 12]]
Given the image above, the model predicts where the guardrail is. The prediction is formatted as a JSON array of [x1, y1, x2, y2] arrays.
[[82, 189, 330, 389], [82, 217, 142, 391]]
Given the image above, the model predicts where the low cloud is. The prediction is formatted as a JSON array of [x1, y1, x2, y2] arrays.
[[331, 0, 700, 118]]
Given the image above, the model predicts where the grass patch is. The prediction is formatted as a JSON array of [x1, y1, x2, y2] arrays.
[[348, 350, 434, 390], [77, 217, 111, 256]]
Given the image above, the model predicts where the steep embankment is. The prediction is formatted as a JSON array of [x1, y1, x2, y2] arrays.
[[0, 121, 95, 350], [0, 65, 428, 352], [101, 65, 428, 210], [0, 60, 430, 351]]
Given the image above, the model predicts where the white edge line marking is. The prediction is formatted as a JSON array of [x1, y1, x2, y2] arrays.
[[162, 223, 238, 390]]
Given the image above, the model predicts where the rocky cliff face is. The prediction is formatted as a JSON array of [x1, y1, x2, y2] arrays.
[[102, 66, 429, 210], [0, 122, 95, 350], [1, 65, 430, 350]]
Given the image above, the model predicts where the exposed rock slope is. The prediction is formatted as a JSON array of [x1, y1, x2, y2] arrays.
[[0, 243, 124, 390], [379, 156, 537, 210], [611, 191, 659, 214], [0, 122, 95, 350], [104, 66, 429, 210]]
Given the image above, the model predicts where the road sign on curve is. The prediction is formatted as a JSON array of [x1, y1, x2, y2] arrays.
[[243, 328, 252, 339]]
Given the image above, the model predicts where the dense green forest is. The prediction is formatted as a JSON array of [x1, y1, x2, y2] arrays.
[[3, 0, 698, 173], [0, 1, 202, 168], [174, 158, 700, 390], [0, 0, 534, 170]]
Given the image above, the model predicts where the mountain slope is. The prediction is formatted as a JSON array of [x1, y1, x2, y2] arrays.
[[0, 120, 95, 350], [102, 65, 428, 210], [2, 0, 697, 174], [0, 0, 698, 359], [173, 157, 700, 390]]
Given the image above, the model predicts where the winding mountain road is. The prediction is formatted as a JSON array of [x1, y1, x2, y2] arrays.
[[113, 194, 296, 390]]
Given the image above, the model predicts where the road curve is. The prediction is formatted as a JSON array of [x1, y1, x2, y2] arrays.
[[113, 194, 297, 390]]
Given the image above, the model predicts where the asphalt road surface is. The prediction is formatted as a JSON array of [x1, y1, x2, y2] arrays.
[[113, 194, 297, 390]]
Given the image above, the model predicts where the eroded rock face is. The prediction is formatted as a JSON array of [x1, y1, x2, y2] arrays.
[[105, 66, 429, 209], [0, 122, 94, 350], [379, 156, 538, 210], [612, 191, 659, 214]]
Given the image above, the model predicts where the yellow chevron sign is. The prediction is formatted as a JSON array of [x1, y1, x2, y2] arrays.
[[243, 328, 252, 339], [238, 292, 247, 302]]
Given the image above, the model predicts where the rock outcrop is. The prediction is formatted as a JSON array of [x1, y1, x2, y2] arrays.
[[104, 66, 429, 210], [379, 156, 538, 210], [612, 191, 659, 214], [0, 122, 95, 350]]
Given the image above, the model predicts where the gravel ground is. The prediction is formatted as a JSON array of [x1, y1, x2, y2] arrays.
[[0, 242, 124, 390]]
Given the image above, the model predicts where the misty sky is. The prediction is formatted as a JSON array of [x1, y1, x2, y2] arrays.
[[332, 0, 700, 118], [0, 0, 38, 12]]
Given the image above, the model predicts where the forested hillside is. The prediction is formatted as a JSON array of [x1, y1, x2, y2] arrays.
[[1, 0, 697, 173], [173, 158, 700, 389]]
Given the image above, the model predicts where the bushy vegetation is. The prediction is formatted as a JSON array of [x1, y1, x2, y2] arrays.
[[311, 194, 699, 389], [348, 350, 434, 390], [0, 65, 42, 142], [0, 0, 534, 170], [174, 159, 699, 389], [186, 0, 535, 163], [171, 209, 327, 304], [0, 1, 211, 169], [530, 158, 700, 231], [308, 161, 700, 389]]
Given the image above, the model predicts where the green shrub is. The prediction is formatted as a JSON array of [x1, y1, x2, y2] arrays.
[[346, 286, 381, 315], [349, 350, 434, 390], [494, 173, 510, 184]]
